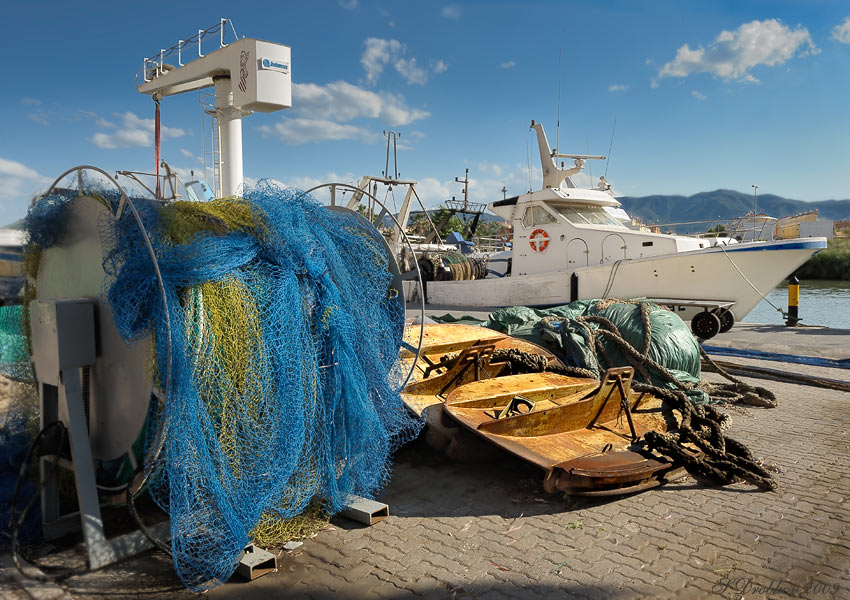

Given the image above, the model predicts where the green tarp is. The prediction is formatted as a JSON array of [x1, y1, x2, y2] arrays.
[[433, 299, 704, 396]]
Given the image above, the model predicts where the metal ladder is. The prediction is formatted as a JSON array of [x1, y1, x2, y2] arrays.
[[199, 88, 221, 197]]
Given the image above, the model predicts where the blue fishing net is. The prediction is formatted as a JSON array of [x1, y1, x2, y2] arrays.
[[26, 180, 421, 590]]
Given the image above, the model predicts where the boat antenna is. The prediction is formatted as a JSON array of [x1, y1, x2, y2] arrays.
[[555, 48, 562, 154], [604, 117, 617, 179]]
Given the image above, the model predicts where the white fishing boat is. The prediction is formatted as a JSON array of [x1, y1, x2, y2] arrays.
[[410, 121, 826, 337]]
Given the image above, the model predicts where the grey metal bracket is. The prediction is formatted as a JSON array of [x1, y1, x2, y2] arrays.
[[236, 544, 277, 580], [340, 496, 389, 526], [41, 367, 171, 570], [33, 299, 170, 571]]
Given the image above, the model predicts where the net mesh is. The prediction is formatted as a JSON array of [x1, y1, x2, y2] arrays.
[[0, 305, 30, 381], [25, 180, 422, 590]]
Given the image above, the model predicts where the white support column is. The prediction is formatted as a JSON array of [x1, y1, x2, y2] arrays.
[[214, 76, 243, 197]]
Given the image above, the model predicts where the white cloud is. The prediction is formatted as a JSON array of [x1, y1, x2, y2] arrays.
[[416, 177, 453, 208], [608, 84, 629, 92], [91, 129, 150, 149], [90, 111, 186, 149], [21, 97, 42, 106], [500, 60, 516, 69], [832, 17, 850, 44], [476, 162, 503, 177], [410, 162, 550, 210], [27, 112, 49, 125], [293, 81, 429, 127], [0, 158, 41, 181], [0, 157, 50, 207], [691, 90, 707, 101], [394, 57, 428, 85], [179, 148, 199, 160], [280, 172, 361, 192], [656, 19, 818, 84], [361, 38, 403, 84], [263, 79, 430, 145], [258, 118, 380, 146], [441, 4, 461, 20], [338, 0, 358, 9], [360, 37, 445, 85]]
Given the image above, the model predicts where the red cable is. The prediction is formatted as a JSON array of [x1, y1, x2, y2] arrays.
[[154, 100, 161, 199]]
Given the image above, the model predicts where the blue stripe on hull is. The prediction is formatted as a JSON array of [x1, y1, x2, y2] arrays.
[[718, 240, 827, 253]]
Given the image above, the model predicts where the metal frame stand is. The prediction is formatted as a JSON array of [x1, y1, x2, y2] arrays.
[[33, 299, 168, 571]]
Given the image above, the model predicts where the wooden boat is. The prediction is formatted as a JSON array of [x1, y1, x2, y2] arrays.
[[402, 324, 687, 495], [401, 323, 565, 422]]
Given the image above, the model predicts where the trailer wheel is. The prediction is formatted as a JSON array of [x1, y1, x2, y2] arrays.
[[692, 311, 721, 339], [713, 307, 735, 334]]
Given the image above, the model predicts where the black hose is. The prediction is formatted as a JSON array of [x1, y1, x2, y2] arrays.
[[125, 465, 171, 557], [8, 421, 87, 582]]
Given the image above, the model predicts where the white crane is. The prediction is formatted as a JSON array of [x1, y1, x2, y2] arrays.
[[137, 19, 292, 197]]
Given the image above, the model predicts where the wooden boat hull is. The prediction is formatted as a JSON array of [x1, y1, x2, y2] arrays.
[[443, 367, 686, 495], [401, 323, 564, 420], [401, 324, 687, 495]]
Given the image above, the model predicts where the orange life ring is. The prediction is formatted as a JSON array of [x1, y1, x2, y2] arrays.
[[529, 228, 549, 253]]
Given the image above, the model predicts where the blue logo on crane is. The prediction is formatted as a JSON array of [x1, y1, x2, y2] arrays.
[[259, 57, 289, 73]]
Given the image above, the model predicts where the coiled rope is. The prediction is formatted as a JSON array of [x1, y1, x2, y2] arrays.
[[448, 300, 778, 490]]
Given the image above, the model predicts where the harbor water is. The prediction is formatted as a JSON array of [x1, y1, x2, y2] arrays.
[[742, 279, 850, 329]]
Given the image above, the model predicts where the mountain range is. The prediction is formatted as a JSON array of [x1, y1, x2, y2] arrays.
[[616, 189, 850, 232], [419, 189, 850, 231]]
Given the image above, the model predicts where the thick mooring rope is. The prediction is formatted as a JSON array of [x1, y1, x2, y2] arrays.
[[637, 384, 775, 491], [478, 301, 777, 490]]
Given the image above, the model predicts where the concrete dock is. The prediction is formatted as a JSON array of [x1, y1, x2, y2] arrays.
[[2, 321, 848, 599]]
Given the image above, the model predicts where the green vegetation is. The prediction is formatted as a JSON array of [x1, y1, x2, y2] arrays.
[[703, 223, 727, 238], [408, 207, 467, 238], [407, 208, 507, 240], [793, 238, 850, 281]]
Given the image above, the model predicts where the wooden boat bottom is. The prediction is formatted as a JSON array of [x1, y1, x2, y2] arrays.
[[443, 367, 687, 496], [400, 324, 687, 496]]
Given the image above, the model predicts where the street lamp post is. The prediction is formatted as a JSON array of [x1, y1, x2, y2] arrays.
[[501, 186, 507, 200], [751, 184, 759, 240]]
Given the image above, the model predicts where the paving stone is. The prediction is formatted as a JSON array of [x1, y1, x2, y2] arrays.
[[3, 363, 845, 600]]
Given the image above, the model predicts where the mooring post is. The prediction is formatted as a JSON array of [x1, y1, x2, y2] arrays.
[[785, 275, 799, 326]]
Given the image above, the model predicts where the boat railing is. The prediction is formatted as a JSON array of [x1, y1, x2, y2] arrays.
[[646, 217, 777, 241], [473, 236, 509, 252]]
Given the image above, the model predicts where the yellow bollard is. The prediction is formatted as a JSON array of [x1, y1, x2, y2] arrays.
[[786, 276, 799, 326]]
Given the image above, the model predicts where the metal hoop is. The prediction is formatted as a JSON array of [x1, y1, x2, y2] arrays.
[[42, 165, 173, 468], [304, 182, 426, 391]]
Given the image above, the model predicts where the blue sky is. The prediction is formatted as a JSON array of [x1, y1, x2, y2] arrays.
[[2, 1, 849, 222]]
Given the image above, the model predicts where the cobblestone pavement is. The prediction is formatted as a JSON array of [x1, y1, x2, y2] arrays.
[[3, 367, 849, 600]]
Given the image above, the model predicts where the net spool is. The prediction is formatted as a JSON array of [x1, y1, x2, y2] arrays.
[[417, 251, 488, 282], [24, 167, 425, 590], [27, 166, 167, 463]]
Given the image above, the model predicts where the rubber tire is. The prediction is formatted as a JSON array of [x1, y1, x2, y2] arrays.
[[692, 311, 722, 340], [713, 307, 735, 334]]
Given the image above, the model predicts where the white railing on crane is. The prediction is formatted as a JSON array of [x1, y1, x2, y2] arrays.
[[138, 18, 239, 85]]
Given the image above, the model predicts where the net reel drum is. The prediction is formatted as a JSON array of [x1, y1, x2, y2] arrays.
[[25, 166, 424, 574]]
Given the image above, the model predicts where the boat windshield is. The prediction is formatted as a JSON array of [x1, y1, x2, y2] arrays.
[[552, 204, 623, 226]]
